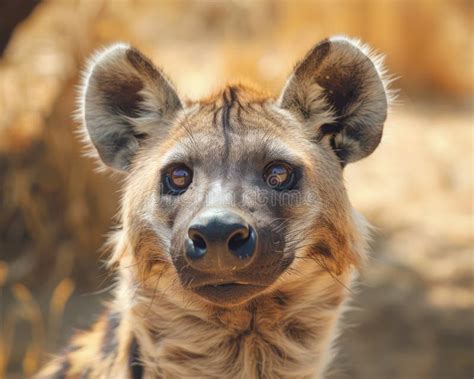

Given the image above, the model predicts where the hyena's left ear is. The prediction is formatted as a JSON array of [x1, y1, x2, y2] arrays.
[[80, 44, 182, 171], [278, 36, 389, 165]]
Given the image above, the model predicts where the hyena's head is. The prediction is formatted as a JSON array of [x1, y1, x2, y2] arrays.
[[80, 37, 388, 307]]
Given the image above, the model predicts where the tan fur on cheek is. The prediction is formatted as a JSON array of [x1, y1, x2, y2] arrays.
[[129, 227, 169, 282], [308, 217, 360, 275]]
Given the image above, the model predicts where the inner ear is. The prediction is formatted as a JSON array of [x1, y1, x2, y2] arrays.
[[101, 74, 145, 118], [279, 36, 389, 166], [81, 44, 182, 171]]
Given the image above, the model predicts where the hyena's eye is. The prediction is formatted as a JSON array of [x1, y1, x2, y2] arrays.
[[162, 165, 193, 195], [263, 162, 296, 191]]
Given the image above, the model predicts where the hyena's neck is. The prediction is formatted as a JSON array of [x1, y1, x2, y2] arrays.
[[36, 271, 352, 379], [118, 272, 352, 379]]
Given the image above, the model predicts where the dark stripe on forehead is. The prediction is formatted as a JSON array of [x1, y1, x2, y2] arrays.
[[221, 86, 237, 131], [236, 101, 244, 126], [220, 86, 238, 163], [212, 106, 219, 129]]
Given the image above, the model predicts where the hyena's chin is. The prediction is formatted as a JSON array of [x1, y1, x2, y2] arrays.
[[192, 284, 267, 307], [169, 206, 292, 306]]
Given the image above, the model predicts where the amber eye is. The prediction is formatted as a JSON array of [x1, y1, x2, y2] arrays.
[[163, 165, 193, 195], [263, 162, 296, 190]]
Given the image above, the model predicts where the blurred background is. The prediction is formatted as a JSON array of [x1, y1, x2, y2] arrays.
[[0, 0, 472, 378]]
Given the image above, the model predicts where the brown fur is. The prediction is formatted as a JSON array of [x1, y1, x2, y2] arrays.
[[36, 36, 389, 379]]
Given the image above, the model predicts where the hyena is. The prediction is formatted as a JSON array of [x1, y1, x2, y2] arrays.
[[36, 36, 389, 379]]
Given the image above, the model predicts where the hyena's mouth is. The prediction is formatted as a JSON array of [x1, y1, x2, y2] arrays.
[[192, 282, 266, 305]]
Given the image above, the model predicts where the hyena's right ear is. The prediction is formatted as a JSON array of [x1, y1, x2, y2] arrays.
[[278, 36, 389, 166], [80, 44, 182, 171]]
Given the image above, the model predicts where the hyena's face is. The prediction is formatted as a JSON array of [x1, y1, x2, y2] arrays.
[[81, 37, 388, 306]]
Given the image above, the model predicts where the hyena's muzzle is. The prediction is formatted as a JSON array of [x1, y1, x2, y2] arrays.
[[172, 204, 287, 305]]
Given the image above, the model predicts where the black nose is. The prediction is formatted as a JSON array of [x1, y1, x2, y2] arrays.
[[185, 208, 257, 271]]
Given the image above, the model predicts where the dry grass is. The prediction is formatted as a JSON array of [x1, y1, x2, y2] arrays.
[[0, 276, 75, 378]]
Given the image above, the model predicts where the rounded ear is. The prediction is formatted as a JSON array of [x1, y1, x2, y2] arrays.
[[278, 36, 389, 165], [79, 44, 182, 171]]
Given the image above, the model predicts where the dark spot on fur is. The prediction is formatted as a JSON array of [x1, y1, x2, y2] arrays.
[[50, 358, 70, 379], [129, 337, 144, 379], [102, 311, 121, 358], [310, 241, 333, 258], [284, 320, 311, 346], [273, 291, 289, 307]]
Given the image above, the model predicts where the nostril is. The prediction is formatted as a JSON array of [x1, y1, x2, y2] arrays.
[[228, 227, 256, 260], [186, 231, 207, 260], [192, 234, 207, 251], [228, 231, 248, 251]]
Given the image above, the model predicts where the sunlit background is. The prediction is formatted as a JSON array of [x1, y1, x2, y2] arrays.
[[0, 1, 472, 378]]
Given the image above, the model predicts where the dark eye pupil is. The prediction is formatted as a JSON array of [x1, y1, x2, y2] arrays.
[[164, 165, 193, 195], [265, 162, 293, 189], [171, 168, 190, 188], [270, 166, 288, 184]]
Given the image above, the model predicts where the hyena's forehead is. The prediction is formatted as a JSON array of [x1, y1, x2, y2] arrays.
[[163, 85, 311, 169]]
